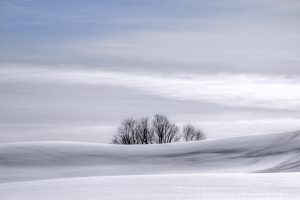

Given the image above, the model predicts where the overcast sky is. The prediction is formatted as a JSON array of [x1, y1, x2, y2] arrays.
[[1, 0, 300, 143]]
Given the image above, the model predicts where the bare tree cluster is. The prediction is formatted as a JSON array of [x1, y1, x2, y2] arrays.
[[182, 124, 206, 142], [112, 114, 205, 145]]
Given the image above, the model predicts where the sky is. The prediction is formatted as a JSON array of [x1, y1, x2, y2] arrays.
[[0, 0, 300, 143]]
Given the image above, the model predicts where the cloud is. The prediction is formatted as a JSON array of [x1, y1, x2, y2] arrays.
[[1, 0, 300, 143], [191, 118, 300, 138], [1, 65, 300, 110], [2, 1, 300, 76], [25, 21, 298, 75], [0, 124, 116, 143]]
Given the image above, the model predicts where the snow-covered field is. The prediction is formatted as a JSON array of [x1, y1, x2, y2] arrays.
[[1, 173, 300, 200], [1, 131, 300, 199]]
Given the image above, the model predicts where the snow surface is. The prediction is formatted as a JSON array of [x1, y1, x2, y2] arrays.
[[1, 131, 300, 199], [1, 173, 300, 200]]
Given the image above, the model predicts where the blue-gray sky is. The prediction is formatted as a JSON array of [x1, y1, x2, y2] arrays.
[[1, 0, 300, 143]]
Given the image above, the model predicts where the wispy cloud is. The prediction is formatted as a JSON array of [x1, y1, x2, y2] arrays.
[[194, 118, 300, 138], [72, 27, 299, 72], [2, 1, 300, 76], [2, 65, 300, 110], [8, 21, 298, 75]]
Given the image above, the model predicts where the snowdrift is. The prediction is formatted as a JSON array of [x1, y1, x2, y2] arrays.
[[1, 131, 300, 183]]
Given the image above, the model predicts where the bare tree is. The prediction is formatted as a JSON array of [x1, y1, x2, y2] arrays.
[[152, 114, 180, 144], [111, 118, 138, 145], [193, 129, 205, 140], [135, 117, 154, 144], [183, 124, 194, 141], [183, 124, 205, 141]]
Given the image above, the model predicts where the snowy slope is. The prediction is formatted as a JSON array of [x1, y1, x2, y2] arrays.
[[1, 131, 300, 183], [1, 173, 300, 200]]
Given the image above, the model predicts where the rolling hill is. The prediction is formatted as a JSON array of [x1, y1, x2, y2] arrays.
[[1, 131, 300, 183]]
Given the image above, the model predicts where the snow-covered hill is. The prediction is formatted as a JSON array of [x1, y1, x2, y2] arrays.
[[1, 131, 300, 183]]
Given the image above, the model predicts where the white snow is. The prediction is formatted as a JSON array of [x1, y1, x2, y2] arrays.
[[1, 174, 300, 200], [1, 131, 300, 199]]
